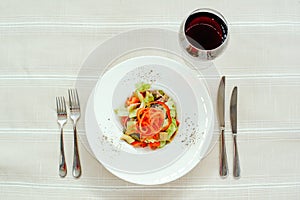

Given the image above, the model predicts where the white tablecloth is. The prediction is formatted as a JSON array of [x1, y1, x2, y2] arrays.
[[0, 0, 299, 199]]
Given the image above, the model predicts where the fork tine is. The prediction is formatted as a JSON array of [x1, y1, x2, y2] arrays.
[[59, 97, 63, 113], [61, 97, 64, 112], [60, 97, 66, 113], [68, 89, 72, 107], [56, 96, 67, 114], [56, 97, 59, 113], [62, 97, 66, 113], [75, 89, 80, 107], [71, 89, 76, 106], [59, 97, 62, 113], [71, 89, 76, 108], [68, 89, 80, 109]]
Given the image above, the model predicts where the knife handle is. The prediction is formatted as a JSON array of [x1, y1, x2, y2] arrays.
[[233, 134, 241, 178], [219, 128, 228, 178]]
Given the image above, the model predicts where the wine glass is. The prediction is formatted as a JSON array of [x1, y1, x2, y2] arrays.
[[179, 8, 229, 61]]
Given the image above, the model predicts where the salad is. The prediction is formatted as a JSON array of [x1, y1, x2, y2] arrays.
[[115, 82, 179, 150]]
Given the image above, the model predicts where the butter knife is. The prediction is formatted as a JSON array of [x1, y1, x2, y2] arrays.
[[230, 87, 240, 178], [217, 76, 228, 178]]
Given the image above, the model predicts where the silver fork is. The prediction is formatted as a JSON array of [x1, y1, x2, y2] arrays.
[[56, 97, 67, 178], [68, 89, 82, 178]]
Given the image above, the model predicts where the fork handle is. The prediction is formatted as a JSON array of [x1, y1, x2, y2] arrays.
[[72, 125, 82, 178], [59, 127, 67, 178]]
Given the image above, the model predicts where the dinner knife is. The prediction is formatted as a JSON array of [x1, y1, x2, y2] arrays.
[[217, 76, 228, 178], [230, 86, 240, 178]]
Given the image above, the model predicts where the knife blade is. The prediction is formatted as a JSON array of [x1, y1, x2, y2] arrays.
[[230, 87, 238, 134], [230, 86, 240, 178], [217, 76, 228, 178], [217, 77, 225, 128]]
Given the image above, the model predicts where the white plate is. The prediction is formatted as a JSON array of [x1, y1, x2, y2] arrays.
[[85, 55, 214, 184]]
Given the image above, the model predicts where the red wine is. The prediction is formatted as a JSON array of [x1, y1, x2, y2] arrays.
[[184, 12, 228, 50]]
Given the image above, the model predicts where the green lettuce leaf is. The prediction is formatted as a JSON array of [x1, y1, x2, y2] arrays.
[[159, 141, 167, 148], [143, 91, 154, 104], [165, 98, 177, 118], [166, 118, 178, 140], [135, 82, 151, 92]]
